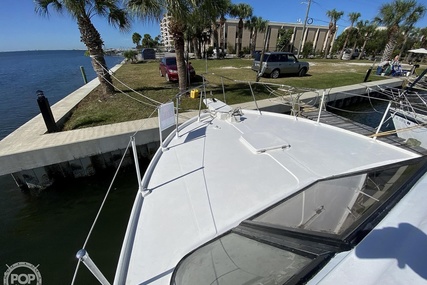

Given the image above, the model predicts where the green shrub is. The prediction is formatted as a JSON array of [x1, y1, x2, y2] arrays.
[[123, 50, 138, 63]]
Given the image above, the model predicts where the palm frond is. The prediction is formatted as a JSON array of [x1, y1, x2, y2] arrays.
[[125, 0, 164, 21], [34, 0, 63, 16]]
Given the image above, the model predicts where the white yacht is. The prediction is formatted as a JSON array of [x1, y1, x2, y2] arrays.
[[109, 91, 427, 284]]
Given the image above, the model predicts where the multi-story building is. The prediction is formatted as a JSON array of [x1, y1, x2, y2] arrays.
[[212, 18, 332, 55], [160, 13, 173, 50], [160, 15, 333, 56]]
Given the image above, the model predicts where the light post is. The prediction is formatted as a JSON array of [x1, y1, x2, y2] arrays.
[[297, 0, 312, 59]]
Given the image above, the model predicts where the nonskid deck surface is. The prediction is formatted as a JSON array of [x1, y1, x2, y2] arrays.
[[121, 109, 418, 284]]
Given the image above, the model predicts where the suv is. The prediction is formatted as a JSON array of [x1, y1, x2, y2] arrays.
[[252, 52, 309, 78]]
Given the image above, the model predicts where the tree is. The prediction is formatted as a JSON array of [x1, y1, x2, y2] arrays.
[[215, 0, 231, 58], [123, 50, 138, 63], [184, 7, 217, 59], [276, 28, 293, 52], [365, 29, 388, 58], [420, 27, 427, 47], [35, 0, 131, 99], [348, 20, 364, 57], [302, 41, 314, 58], [356, 21, 378, 60], [154, 35, 161, 45], [229, 3, 253, 57], [324, 9, 344, 59], [132, 32, 142, 48], [375, 0, 426, 62], [339, 12, 361, 59], [245, 16, 268, 55], [398, 4, 426, 59], [126, 0, 228, 92], [142, 34, 157, 47]]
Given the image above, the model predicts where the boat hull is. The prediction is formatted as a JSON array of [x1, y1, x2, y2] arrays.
[[391, 109, 427, 148]]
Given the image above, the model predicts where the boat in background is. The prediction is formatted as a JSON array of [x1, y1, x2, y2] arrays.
[[75, 80, 427, 284], [383, 69, 427, 148]]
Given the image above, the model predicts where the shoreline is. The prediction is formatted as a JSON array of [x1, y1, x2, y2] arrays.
[[0, 65, 406, 190]]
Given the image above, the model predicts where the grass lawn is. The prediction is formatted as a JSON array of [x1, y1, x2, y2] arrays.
[[62, 57, 405, 130]]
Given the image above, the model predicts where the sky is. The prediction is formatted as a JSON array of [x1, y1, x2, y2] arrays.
[[1, 0, 427, 52]]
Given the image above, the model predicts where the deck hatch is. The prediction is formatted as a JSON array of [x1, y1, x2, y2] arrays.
[[240, 131, 290, 153]]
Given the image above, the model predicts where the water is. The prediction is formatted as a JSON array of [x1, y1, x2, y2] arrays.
[[329, 99, 395, 132], [0, 50, 123, 140], [0, 171, 138, 284], [0, 50, 135, 284]]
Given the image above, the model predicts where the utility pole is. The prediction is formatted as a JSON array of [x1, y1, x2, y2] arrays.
[[297, 0, 312, 59]]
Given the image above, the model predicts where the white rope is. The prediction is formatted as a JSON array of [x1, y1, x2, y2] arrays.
[[114, 87, 159, 108], [91, 55, 163, 106], [70, 105, 160, 285], [70, 138, 132, 285]]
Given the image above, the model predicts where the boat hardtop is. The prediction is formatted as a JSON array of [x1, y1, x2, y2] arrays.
[[113, 98, 425, 285]]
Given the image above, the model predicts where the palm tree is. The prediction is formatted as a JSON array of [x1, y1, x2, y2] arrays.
[[324, 9, 344, 59], [398, 5, 426, 59], [245, 16, 268, 55], [132, 32, 142, 48], [375, 0, 426, 62], [229, 3, 253, 57], [184, 9, 213, 59], [34, 0, 131, 99], [126, 0, 227, 92], [339, 12, 361, 59], [357, 21, 378, 60], [217, 0, 231, 57], [421, 27, 427, 47], [399, 26, 418, 59]]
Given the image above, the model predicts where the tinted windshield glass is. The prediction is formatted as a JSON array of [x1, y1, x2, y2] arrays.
[[172, 157, 426, 285], [254, 162, 421, 236], [173, 233, 311, 285]]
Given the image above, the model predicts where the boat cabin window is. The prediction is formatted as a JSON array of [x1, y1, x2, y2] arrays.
[[171, 157, 427, 285], [253, 166, 411, 236], [172, 233, 313, 285]]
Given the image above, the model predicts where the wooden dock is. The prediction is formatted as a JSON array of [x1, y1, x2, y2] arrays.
[[301, 107, 427, 156]]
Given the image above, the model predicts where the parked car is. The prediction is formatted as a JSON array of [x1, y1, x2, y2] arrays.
[[212, 48, 226, 59], [342, 48, 360, 60], [159, 57, 196, 82], [251, 52, 309, 78]]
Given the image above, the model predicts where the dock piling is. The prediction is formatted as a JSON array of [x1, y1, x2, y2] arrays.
[[36, 90, 58, 133]]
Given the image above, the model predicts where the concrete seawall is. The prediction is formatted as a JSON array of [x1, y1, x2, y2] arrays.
[[0, 65, 405, 189]]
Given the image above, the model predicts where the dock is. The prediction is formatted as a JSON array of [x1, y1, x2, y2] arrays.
[[0, 74, 412, 190], [301, 107, 427, 155]]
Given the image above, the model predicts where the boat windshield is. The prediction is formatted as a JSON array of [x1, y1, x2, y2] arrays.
[[171, 157, 427, 285], [173, 233, 312, 285], [254, 171, 401, 236]]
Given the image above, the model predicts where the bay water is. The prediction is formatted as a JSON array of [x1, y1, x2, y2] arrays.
[[0, 51, 391, 284], [0, 50, 123, 140], [0, 50, 136, 284]]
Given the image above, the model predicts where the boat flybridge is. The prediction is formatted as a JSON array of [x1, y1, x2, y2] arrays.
[[76, 80, 427, 285]]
